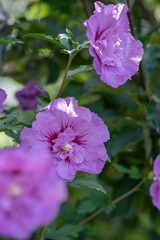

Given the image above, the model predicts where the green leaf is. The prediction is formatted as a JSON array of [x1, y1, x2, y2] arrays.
[[56, 33, 70, 49], [107, 155, 111, 163], [77, 199, 98, 214], [104, 202, 116, 214], [67, 65, 93, 78], [106, 124, 143, 157], [46, 224, 84, 240], [37, 92, 51, 112], [113, 163, 130, 174], [68, 175, 106, 194], [142, 124, 152, 159], [66, 28, 76, 42], [23, 33, 66, 49], [77, 192, 112, 215], [26, 2, 51, 20], [151, 29, 160, 45], [75, 41, 90, 51], [0, 36, 23, 45], [62, 40, 90, 55], [129, 166, 142, 179], [147, 97, 160, 132], [113, 164, 142, 179], [23, 31, 89, 56]]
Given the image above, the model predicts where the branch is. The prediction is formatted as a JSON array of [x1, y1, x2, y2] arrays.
[[82, 0, 91, 18], [55, 55, 73, 99], [79, 179, 144, 225], [126, 0, 136, 38], [126, 0, 149, 102]]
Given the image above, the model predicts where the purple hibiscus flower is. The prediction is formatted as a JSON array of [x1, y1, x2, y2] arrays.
[[15, 80, 44, 111], [0, 147, 67, 239], [150, 154, 160, 210], [0, 89, 7, 115], [83, 2, 143, 88], [20, 97, 110, 182]]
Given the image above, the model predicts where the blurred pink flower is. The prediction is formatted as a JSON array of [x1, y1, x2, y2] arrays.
[[0, 148, 67, 239], [150, 154, 160, 210], [83, 2, 143, 88], [15, 80, 44, 111], [20, 97, 110, 181], [0, 89, 7, 115]]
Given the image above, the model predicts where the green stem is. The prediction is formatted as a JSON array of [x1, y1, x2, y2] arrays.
[[39, 225, 47, 240], [55, 54, 73, 99]]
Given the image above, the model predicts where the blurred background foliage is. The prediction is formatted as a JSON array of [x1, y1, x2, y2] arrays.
[[0, 0, 160, 239]]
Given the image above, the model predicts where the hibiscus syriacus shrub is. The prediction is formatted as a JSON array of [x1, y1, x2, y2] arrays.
[[0, 0, 159, 239]]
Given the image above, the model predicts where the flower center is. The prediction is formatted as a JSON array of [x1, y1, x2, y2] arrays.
[[115, 41, 120, 47], [62, 143, 72, 152], [9, 183, 22, 196]]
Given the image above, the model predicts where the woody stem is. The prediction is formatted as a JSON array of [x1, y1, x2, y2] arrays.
[[126, 0, 149, 102]]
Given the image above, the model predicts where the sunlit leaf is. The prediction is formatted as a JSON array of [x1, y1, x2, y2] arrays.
[[0, 36, 23, 45], [67, 65, 93, 78], [23, 33, 66, 48], [69, 175, 106, 194]]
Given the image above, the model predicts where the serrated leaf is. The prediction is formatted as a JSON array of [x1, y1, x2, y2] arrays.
[[46, 224, 84, 240], [0, 36, 23, 45], [68, 175, 106, 194], [67, 65, 93, 78], [23, 33, 66, 49]]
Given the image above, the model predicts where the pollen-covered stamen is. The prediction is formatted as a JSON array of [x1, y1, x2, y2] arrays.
[[9, 183, 22, 196], [115, 41, 120, 47], [62, 143, 72, 152]]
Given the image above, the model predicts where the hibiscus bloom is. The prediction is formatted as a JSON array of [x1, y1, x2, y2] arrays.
[[150, 154, 160, 210], [0, 89, 7, 115], [83, 2, 143, 88], [20, 97, 110, 181], [0, 148, 67, 239], [15, 80, 44, 111]]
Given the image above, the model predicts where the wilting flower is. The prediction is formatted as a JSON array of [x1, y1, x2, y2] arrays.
[[15, 80, 44, 111], [0, 89, 7, 115], [0, 148, 67, 239], [20, 97, 110, 181], [83, 2, 143, 88], [150, 154, 160, 210]]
